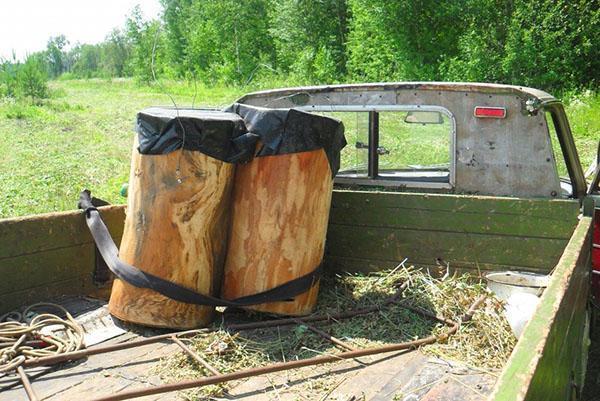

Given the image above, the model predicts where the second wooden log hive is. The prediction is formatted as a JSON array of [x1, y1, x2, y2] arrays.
[[221, 148, 334, 315]]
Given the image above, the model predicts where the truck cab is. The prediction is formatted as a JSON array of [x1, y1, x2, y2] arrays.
[[238, 82, 587, 199]]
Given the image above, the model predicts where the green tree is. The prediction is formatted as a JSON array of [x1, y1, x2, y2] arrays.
[[440, 0, 514, 83], [17, 54, 49, 102], [268, 0, 349, 83], [46, 35, 69, 78], [161, 0, 275, 84], [441, 0, 599, 91], [347, 0, 467, 81], [126, 5, 166, 83], [502, 0, 599, 90], [101, 29, 131, 77], [72, 44, 102, 78], [0, 53, 19, 97]]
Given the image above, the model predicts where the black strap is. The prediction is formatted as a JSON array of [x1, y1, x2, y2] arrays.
[[78, 190, 321, 307]]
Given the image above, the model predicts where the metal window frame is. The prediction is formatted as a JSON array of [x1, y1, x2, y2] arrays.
[[542, 101, 587, 199], [298, 104, 457, 189]]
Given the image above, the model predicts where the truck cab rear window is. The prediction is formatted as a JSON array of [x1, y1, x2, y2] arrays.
[[309, 107, 455, 188]]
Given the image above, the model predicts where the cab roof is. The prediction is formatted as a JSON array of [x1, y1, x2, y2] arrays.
[[237, 82, 557, 104]]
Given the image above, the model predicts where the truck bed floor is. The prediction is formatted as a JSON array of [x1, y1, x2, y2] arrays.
[[0, 297, 497, 401]]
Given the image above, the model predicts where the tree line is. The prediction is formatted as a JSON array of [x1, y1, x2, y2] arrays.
[[1, 0, 598, 100]]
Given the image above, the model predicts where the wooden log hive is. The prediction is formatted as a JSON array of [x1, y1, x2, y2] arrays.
[[221, 148, 334, 315], [108, 139, 235, 329]]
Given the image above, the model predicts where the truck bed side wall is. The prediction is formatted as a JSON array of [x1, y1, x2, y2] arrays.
[[0, 206, 124, 313], [326, 190, 580, 275], [490, 215, 592, 401], [0, 190, 580, 314]]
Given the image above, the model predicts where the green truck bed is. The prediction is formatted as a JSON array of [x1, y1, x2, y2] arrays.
[[0, 189, 591, 400]]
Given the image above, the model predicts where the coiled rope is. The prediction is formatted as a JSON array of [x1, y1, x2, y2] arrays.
[[0, 303, 85, 374]]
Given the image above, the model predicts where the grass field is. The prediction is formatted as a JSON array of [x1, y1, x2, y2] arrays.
[[0, 79, 598, 218]]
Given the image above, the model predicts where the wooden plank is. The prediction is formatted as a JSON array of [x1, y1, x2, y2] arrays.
[[0, 333, 177, 401], [0, 275, 94, 314], [325, 255, 550, 275], [0, 244, 94, 294], [0, 205, 125, 260], [326, 224, 568, 271], [331, 190, 580, 220], [490, 216, 592, 401], [329, 205, 576, 239]]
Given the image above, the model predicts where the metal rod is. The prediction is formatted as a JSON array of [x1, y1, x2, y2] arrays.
[[293, 318, 356, 351], [171, 336, 221, 376], [88, 296, 486, 401], [227, 303, 385, 331], [227, 283, 408, 332], [17, 366, 39, 401], [22, 328, 211, 368], [21, 304, 383, 368], [23, 285, 407, 368], [368, 110, 379, 179], [89, 333, 447, 401]]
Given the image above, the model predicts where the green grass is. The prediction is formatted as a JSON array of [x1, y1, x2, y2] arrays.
[[0, 79, 244, 217], [0, 79, 598, 218]]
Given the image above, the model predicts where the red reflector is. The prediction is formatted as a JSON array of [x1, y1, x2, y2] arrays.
[[474, 106, 506, 118]]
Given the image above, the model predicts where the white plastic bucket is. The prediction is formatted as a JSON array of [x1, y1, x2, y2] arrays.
[[485, 271, 549, 302], [485, 271, 550, 338]]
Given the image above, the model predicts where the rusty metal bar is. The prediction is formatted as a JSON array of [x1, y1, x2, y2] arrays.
[[293, 318, 356, 351], [227, 303, 385, 331], [17, 366, 38, 401], [227, 282, 408, 332], [87, 296, 486, 401], [22, 328, 211, 368], [171, 336, 221, 376], [90, 334, 446, 401], [22, 288, 406, 369]]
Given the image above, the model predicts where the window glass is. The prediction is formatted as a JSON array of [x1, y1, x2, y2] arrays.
[[313, 109, 453, 185], [316, 111, 368, 176], [545, 111, 569, 179], [378, 111, 451, 180]]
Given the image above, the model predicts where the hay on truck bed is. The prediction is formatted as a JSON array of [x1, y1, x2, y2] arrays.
[[154, 266, 515, 400]]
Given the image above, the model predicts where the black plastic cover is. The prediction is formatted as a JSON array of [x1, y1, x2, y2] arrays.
[[136, 107, 258, 163], [225, 103, 346, 176]]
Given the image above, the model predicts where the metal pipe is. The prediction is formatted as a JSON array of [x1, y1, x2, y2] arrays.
[[89, 333, 448, 401], [17, 366, 38, 401], [21, 304, 383, 368], [22, 328, 211, 368], [228, 303, 387, 331], [171, 336, 221, 376], [88, 296, 486, 401], [23, 285, 408, 368]]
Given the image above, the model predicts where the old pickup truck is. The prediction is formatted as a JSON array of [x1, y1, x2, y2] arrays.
[[0, 82, 598, 401]]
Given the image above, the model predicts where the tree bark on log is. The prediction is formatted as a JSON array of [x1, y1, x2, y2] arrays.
[[222, 149, 333, 315], [109, 141, 234, 329]]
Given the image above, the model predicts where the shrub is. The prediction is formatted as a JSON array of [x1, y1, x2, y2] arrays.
[[17, 55, 49, 102]]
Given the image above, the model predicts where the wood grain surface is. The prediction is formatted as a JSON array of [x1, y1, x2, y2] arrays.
[[109, 140, 235, 329], [222, 149, 333, 315]]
